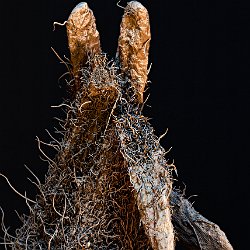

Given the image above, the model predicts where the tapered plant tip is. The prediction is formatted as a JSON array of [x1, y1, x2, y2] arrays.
[[118, 1, 151, 103], [67, 2, 101, 92], [71, 2, 88, 13], [128, 1, 145, 9]]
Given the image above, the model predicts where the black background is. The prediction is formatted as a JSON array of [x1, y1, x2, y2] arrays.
[[0, 0, 249, 249]]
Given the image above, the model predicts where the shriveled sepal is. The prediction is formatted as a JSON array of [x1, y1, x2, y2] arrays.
[[170, 190, 234, 250]]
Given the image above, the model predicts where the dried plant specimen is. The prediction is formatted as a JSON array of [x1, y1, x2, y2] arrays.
[[1, 2, 233, 250]]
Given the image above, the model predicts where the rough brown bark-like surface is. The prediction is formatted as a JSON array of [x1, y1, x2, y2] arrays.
[[115, 108, 175, 250]]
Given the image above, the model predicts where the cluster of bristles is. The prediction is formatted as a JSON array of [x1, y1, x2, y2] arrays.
[[0, 0, 234, 248], [1, 54, 175, 249]]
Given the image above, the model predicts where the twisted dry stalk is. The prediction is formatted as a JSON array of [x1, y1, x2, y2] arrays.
[[1, 1, 233, 249]]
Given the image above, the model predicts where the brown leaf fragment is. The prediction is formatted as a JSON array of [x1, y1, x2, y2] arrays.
[[170, 190, 234, 250]]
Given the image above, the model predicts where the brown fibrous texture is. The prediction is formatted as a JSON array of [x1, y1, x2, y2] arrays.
[[2, 54, 233, 249], [1, 1, 234, 250], [2, 55, 153, 249]]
